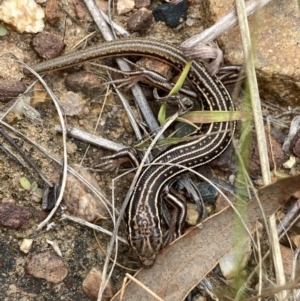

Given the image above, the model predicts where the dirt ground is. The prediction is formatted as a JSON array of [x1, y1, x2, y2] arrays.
[[0, 0, 297, 300]]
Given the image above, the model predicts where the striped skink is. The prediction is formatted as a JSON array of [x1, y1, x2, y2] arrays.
[[28, 38, 236, 267]]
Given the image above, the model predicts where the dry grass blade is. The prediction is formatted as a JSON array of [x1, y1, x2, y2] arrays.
[[16, 62, 68, 230], [235, 0, 271, 185], [268, 215, 288, 300], [181, 110, 249, 123], [111, 175, 300, 301]]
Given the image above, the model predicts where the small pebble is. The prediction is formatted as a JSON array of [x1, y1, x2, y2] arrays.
[[283, 155, 296, 169], [136, 57, 173, 80], [134, 0, 150, 8], [152, 0, 188, 28], [32, 31, 65, 59], [26, 250, 68, 283], [112, 105, 118, 113], [65, 71, 104, 96], [95, 0, 108, 14], [82, 106, 90, 115], [117, 0, 135, 15], [229, 174, 235, 185], [0, 203, 32, 229], [0, 79, 26, 103], [127, 8, 153, 33], [197, 182, 218, 205], [0, 0, 45, 33], [44, 0, 62, 24], [74, 0, 90, 19], [64, 169, 106, 222], [20, 238, 33, 254], [82, 267, 114, 301], [59, 91, 86, 116], [186, 203, 199, 226], [186, 18, 194, 26]]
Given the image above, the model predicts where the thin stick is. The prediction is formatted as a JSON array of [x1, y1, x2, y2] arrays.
[[181, 0, 272, 50], [125, 273, 165, 301], [55, 125, 124, 151], [61, 213, 128, 244]]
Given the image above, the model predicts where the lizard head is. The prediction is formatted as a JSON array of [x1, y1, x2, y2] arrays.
[[127, 204, 163, 268]]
